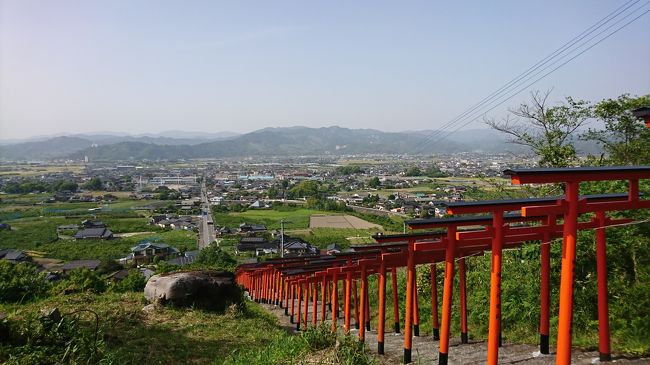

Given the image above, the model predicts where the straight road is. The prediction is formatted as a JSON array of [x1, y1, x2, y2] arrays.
[[198, 179, 216, 250]]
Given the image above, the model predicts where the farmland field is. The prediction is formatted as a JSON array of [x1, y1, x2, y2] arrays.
[[0, 193, 198, 261], [309, 214, 382, 229], [213, 208, 328, 230]]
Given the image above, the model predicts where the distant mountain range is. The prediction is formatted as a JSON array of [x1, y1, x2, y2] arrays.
[[0, 126, 599, 161]]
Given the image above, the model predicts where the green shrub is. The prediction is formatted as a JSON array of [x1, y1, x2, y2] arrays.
[[196, 246, 237, 271], [53, 268, 106, 295], [0, 261, 50, 303], [110, 270, 146, 293], [0, 309, 106, 365]]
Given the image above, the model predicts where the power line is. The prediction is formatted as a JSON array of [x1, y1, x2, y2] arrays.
[[421, 5, 650, 150], [410, 0, 648, 154], [413, 0, 641, 150]]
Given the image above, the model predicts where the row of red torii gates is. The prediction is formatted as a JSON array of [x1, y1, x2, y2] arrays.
[[235, 166, 650, 364]]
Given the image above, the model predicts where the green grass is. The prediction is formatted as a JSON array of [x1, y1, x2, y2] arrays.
[[291, 227, 377, 248], [0, 292, 286, 365], [0, 216, 196, 261], [0, 291, 376, 365]]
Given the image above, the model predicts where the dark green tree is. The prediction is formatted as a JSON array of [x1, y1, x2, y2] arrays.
[[424, 165, 446, 177], [196, 246, 237, 271], [582, 94, 650, 165], [83, 177, 103, 190], [288, 180, 321, 199], [367, 176, 381, 188], [404, 166, 422, 176]]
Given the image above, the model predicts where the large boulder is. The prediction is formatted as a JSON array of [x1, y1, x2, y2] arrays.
[[144, 270, 242, 311]]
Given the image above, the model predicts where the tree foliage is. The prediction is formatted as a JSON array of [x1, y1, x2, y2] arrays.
[[404, 166, 422, 176], [1, 179, 78, 194], [53, 268, 107, 294], [196, 246, 237, 271], [83, 178, 103, 191], [367, 176, 381, 188], [486, 90, 591, 167], [334, 165, 365, 175], [0, 261, 50, 303], [582, 94, 650, 165]]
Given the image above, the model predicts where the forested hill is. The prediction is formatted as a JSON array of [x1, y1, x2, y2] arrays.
[[73, 126, 470, 160], [1, 126, 531, 161]]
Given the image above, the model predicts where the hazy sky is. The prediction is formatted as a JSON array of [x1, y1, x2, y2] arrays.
[[1, 0, 648, 140]]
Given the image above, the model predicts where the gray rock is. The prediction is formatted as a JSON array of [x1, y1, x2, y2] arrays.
[[144, 270, 241, 311], [39, 307, 61, 323], [142, 304, 156, 314]]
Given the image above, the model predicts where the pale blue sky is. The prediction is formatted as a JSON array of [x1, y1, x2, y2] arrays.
[[1, 0, 648, 139]]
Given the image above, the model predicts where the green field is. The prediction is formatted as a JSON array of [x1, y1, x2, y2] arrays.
[[0, 193, 197, 261], [290, 227, 377, 247], [0, 216, 196, 261]]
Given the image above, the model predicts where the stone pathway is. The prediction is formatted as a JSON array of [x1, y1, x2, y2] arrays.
[[259, 300, 650, 365]]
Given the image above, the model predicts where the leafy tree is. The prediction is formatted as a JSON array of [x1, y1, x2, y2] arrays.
[[267, 186, 279, 199], [362, 194, 380, 206], [367, 176, 381, 188], [287, 180, 321, 199], [335, 165, 365, 175], [196, 246, 237, 271], [53, 180, 78, 192], [0, 261, 50, 303], [54, 268, 106, 294], [582, 94, 650, 165], [486, 90, 592, 167], [404, 166, 422, 176], [83, 177, 103, 191], [424, 165, 446, 177], [111, 270, 147, 292]]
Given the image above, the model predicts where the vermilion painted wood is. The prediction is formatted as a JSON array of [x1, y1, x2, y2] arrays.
[[504, 166, 649, 365]]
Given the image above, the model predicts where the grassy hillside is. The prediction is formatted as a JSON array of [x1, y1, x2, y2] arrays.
[[0, 291, 376, 365]]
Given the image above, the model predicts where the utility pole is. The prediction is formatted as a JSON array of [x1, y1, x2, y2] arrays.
[[280, 219, 285, 258], [280, 219, 292, 258]]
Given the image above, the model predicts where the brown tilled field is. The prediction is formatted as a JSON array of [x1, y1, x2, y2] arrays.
[[309, 215, 382, 230]]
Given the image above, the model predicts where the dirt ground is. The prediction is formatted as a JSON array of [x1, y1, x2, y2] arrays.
[[310, 215, 383, 230], [259, 301, 650, 365]]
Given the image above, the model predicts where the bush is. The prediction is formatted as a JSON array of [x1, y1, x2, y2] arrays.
[[196, 246, 237, 271], [0, 261, 50, 303], [53, 268, 106, 295], [111, 270, 147, 293], [0, 309, 106, 365]]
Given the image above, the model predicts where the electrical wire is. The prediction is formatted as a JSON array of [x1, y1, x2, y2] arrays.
[[410, 1, 650, 154], [421, 4, 650, 151], [411, 0, 642, 152]]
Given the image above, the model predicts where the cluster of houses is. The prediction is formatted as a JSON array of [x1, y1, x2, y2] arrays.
[[50, 191, 119, 202], [149, 214, 197, 230], [117, 241, 193, 265], [56, 220, 115, 240]]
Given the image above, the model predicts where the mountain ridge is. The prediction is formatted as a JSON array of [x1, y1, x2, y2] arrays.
[[0, 126, 535, 161]]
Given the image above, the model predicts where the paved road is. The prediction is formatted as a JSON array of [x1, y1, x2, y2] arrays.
[[198, 180, 216, 250]]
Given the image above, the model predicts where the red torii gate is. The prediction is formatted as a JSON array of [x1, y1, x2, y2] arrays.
[[234, 173, 647, 361], [406, 193, 634, 365], [438, 193, 634, 365], [504, 166, 650, 364]]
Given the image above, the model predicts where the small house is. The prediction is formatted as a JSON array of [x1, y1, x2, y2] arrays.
[[238, 223, 267, 233], [127, 242, 180, 264], [0, 249, 28, 263], [62, 259, 101, 272], [81, 220, 106, 228], [74, 227, 113, 240], [236, 237, 275, 254]]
